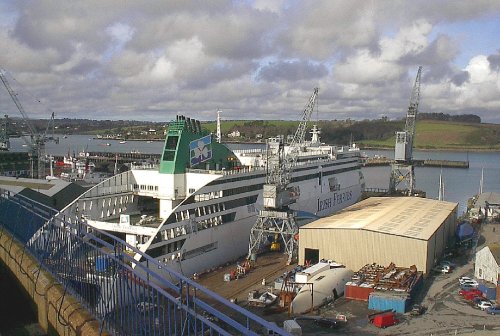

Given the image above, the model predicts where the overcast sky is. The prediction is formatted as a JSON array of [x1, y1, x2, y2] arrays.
[[0, 0, 499, 123]]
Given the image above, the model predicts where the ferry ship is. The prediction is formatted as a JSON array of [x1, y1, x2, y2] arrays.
[[58, 115, 365, 278]]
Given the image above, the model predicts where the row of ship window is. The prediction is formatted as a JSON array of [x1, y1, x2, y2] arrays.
[[133, 184, 159, 192]]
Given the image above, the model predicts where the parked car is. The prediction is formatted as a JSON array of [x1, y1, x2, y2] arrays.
[[460, 283, 477, 291], [458, 276, 473, 285], [459, 288, 482, 297], [433, 265, 451, 274], [410, 304, 425, 316], [463, 292, 482, 301], [485, 306, 500, 315], [477, 301, 493, 311], [461, 279, 479, 287], [472, 297, 484, 305]]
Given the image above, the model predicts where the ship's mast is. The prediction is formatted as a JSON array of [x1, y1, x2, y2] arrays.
[[438, 169, 445, 201], [479, 168, 484, 195], [216, 109, 222, 143]]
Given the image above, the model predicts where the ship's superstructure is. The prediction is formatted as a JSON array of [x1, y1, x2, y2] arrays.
[[59, 115, 364, 277]]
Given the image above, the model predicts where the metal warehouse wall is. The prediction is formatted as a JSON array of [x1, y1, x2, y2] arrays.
[[425, 208, 457, 273], [298, 202, 458, 275], [299, 228, 429, 273]]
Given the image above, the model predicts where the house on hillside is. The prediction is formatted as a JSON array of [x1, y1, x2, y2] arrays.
[[228, 130, 240, 138]]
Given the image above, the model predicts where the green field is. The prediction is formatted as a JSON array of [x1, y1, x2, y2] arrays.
[[358, 121, 500, 151], [91, 118, 500, 151]]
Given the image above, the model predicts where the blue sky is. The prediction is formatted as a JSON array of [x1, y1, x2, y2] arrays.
[[433, 16, 499, 68], [0, 0, 499, 123]]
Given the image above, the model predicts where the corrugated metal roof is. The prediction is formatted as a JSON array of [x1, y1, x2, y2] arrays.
[[302, 197, 457, 240], [488, 244, 500, 266]]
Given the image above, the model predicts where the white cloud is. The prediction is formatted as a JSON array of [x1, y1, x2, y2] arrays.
[[0, 1, 498, 122], [379, 20, 432, 61], [150, 56, 176, 81], [466, 55, 494, 83], [334, 49, 405, 84]]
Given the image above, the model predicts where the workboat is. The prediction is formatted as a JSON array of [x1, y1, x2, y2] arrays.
[[58, 115, 365, 278]]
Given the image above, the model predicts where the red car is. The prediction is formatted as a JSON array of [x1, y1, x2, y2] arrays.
[[459, 288, 482, 297]]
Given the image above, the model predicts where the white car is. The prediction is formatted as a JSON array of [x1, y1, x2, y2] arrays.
[[433, 265, 451, 274], [478, 301, 493, 310], [461, 279, 479, 287], [459, 276, 473, 284]]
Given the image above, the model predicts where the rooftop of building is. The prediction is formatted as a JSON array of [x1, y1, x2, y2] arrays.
[[474, 192, 500, 208], [0, 176, 86, 210], [487, 244, 500, 266], [301, 197, 458, 241]]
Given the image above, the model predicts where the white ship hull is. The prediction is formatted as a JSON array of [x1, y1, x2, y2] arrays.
[[160, 173, 362, 277], [59, 114, 365, 280]]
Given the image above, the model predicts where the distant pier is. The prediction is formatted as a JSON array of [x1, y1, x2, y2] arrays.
[[53, 151, 161, 165], [363, 157, 469, 168]]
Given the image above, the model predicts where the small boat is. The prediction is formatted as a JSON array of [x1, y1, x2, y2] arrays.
[[119, 140, 127, 144]]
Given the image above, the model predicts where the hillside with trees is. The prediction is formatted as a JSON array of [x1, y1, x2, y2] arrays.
[[4, 113, 499, 151]]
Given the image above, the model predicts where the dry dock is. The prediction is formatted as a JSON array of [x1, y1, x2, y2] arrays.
[[195, 252, 294, 303]]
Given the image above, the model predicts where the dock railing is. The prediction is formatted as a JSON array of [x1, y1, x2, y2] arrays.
[[0, 188, 290, 336]]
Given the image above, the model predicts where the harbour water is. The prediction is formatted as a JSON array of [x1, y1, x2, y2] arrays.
[[362, 149, 500, 215], [8, 135, 500, 215]]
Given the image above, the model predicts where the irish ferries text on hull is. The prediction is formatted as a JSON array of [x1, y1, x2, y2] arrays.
[[59, 116, 365, 277]]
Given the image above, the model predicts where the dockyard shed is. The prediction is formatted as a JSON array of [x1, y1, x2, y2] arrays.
[[298, 197, 458, 275], [474, 244, 500, 292], [0, 176, 85, 210]]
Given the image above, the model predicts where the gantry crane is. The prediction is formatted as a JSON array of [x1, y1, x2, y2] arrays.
[[248, 88, 319, 264], [0, 69, 58, 178], [389, 66, 422, 195]]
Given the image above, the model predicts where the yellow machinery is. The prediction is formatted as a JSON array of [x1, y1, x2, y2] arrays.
[[270, 234, 281, 251]]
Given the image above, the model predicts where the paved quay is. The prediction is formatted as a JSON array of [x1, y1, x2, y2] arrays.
[[193, 222, 500, 335]]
